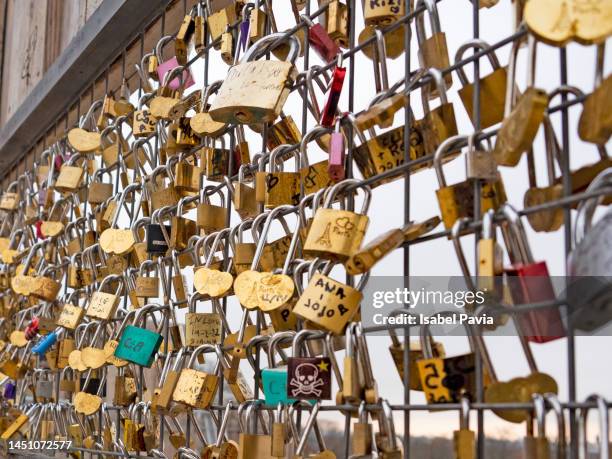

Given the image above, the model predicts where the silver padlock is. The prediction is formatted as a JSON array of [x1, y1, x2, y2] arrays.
[[567, 168, 612, 332], [35, 370, 55, 400]]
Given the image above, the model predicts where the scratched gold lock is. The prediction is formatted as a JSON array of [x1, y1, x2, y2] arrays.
[[209, 33, 300, 125], [304, 179, 371, 262], [419, 69, 458, 155], [172, 345, 220, 408]]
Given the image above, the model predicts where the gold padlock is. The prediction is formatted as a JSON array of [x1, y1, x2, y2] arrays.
[[304, 179, 371, 262]]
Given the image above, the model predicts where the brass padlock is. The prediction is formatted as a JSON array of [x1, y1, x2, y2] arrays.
[[209, 33, 300, 125], [304, 179, 371, 262], [419, 68, 458, 155], [197, 186, 228, 233], [416, 0, 453, 96], [455, 40, 507, 129], [434, 134, 507, 230]]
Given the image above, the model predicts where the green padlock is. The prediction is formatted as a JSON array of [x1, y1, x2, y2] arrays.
[[114, 307, 164, 367]]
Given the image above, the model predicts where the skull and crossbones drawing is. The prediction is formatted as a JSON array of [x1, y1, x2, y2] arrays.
[[289, 363, 324, 396]]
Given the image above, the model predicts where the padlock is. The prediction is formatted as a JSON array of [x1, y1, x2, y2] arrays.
[[290, 401, 337, 459], [190, 80, 227, 138], [134, 259, 159, 298], [287, 330, 332, 401], [416, 0, 453, 96], [209, 33, 301, 124], [387, 310, 445, 391], [232, 165, 259, 220], [493, 36, 548, 167], [346, 216, 441, 275], [464, 133, 497, 182], [132, 93, 157, 137], [175, 6, 197, 65], [87, 167, 113, 205], [476, 210, 505, 299], [455, 40, 508, 129], [202, 136, 236, 182], [579, 73, 612, 145], [567, 168, 612, 332], [375, 400, 402, 459], [328, 118, 346, 182], [238, 401, 273, 459], [207, 1, 238, 49], [155, 35, 195, 91], [416, 311, 481, 403], [453, 398, 475, 459], [172, 344, 220, 408], [169, 195, 198, 250], [260, 332, 298, 405], [304, 179, 370, 261], [420, 68, 458, 155], [201, 403, 240, 458], [261, 146, 301, 209], [523, 394, 551, 459], [293, 266, 365, 335], [351, 402, 373, 457], [500, 204, 565, 343], [300, 126, 334, 196], [364, 0, 405, 25], [434, 134, 507, 230], [580, 395, 610, 459], [301, 14, 340, 63], [114, 307, 164, 368], [523, 116, 565, 232], [477, 312, 558, 424], [266, 112, 302, 151], [320, 56, 346, 127], [197, 185, 228, 233], [320, 0, 349, 48], [146, 208, 171, 255], [85, 275, 124, 321]]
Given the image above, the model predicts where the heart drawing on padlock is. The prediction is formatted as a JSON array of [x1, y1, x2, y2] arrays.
[[256, 273, 294, 312], [100, 228, 136, 256]]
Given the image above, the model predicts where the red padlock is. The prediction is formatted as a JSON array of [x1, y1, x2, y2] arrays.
[[320, 56, 346, 127], [302, 14, 340, 63], [35, 220, 44, 240], [25, 317, 40, 341], [328, 118, 345, 182], [501, 204, 565, 343]]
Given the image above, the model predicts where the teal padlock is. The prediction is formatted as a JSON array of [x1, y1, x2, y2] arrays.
[[114, 325, 163, 367], [262, 367, 297, 405]]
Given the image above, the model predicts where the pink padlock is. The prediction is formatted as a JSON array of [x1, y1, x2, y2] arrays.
[[157, 56, 195, 91], [328, 118, 345, 182]]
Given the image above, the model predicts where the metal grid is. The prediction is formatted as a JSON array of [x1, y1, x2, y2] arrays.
[[0, 0, 608, 458]]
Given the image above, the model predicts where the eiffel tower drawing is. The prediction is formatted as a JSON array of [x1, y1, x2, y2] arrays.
[[316, 223, 333, 248]]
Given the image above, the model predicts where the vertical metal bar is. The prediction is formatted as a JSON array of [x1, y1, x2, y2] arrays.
[[559, 47, 577, 459], [402, 0, 412, 457], [470, 2, 485, 459]]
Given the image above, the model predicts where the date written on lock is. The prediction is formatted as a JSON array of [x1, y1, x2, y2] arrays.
[[185, 313, 221, 346], [114, 325, 163, 367]]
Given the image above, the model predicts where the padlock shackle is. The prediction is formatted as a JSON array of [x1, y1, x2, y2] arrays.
[[300, 125, 333, 170], [433, 134, 467, 188], [245, 334, 270, 372], [544, 394, 566, 459], [574, 167, 612, 247], [242, 32, 301, 64], [500, 203, 534, 265], [267, 330, 295, 368], [421, 68, 449, 113], [580, 394, 610, 459], [419, 310, 477, 359], [451, 217, 477, 291], [251, 205, 297, 271], [415, 0, 442, 45], [291, 328, 325, 357], [454, 39, 501, 87]]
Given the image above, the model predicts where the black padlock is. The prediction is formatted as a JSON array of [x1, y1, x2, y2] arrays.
[[146, 223, 171, 254], [80, 377, 106, 396]]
